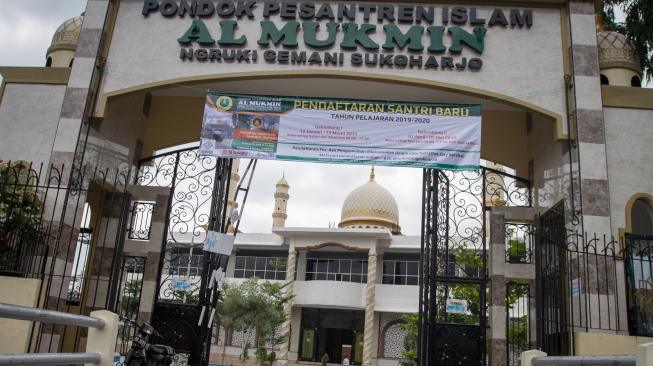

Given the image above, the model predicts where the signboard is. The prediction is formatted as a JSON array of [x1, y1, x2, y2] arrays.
[[141, 1, 535, 72], [446, 299, 468, 314], [172, 276, 192, 292], [203, 231, 236, 255], [199, 93, 481, 170]]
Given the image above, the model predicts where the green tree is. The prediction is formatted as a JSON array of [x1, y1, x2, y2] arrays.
[[399, 313, 418, 366], [171, 289, 199, 304], [602, 0, 653, 80], [120, 279, 143, 316], [506, 283, 530, 355], [0, 162, 44, 270], [507, 239, 528, 263], [218, 278, 293, 366]]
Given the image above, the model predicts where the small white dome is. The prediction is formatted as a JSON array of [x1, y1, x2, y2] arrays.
[[339, 168, 400, 233], [597, 31, 640, 73], [49, 15, 84, 51]]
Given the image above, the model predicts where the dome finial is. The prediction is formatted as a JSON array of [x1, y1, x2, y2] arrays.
[[370, 166, 375, 181]]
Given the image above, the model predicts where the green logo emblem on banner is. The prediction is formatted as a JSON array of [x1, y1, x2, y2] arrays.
[[216, 96, 234, 111]]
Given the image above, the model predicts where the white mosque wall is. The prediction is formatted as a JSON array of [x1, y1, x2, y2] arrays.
[[375, 284, 418, 313], [604, 107, 653, 234], [99, 1, 566, 127], [293, 280, 366, 309], [0, 83, 66, 166], [528, 110, 568, 211], [83, 92, 147, 173]]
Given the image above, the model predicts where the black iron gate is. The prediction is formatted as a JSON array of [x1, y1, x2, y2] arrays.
[[418, 167, 531, 366], [623, 234, 653, 337], [535, 202, 570, 356], [137, 147, 256, 365], [0, 161, 132, 354], [419, 170, 486, 366]]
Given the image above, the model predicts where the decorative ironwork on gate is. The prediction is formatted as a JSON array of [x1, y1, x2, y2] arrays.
[[623, 234, 653, 337], [506, 282, 530, 366], [115, 256, 146, 364], [128, 201, 154, 240], [135, 148, 221, 364], [136, 146, 256, 365], [0, 160, 132, 354], [418, 166, 532, 366], [534, 203, 651, 355]]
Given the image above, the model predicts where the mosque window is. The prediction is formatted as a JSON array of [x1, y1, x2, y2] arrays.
[[233, 255, 287, 280], [305, 258, 368, 283], [631, 76, 642, 88], [600, 74, 609, 85], [631, 199, 653, 235], [382, 322, 407, 358], [46, 57, 52, 67], [382, 260, 419, 285]]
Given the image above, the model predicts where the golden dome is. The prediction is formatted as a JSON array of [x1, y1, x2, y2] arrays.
[[597, 31, 640, 73], [338, 168, 400, 233], [49, 15, 84, 51]]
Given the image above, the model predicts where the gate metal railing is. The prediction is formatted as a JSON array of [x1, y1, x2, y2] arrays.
[[418, 166, 533, 366], [0, 303, 118, 365], [624, 234, 653, 338], [0, 160, 132, 354], [136, 146, 257, 365], [536, 226, 628, 355], [507, 282, 531, 366], [535, 207, 653, 355]]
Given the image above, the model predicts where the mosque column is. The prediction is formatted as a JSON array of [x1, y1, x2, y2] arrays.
[[363, 249, 377, 366], [278, 248, 297, 364]]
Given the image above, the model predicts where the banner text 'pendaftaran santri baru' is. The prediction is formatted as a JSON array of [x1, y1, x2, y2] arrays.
[[199, 94, 481, 170]]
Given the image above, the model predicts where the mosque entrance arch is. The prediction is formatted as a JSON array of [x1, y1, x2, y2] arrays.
[[131, 146, 532, 366], [99, 74, 544, 366]]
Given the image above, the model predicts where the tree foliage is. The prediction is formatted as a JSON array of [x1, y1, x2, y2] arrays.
[[0, 162, 44, 270], [399, 313, 418, 366], [218, 278, 293, 366], [602, 0, 653, 80], [120, 279, 143, 316]]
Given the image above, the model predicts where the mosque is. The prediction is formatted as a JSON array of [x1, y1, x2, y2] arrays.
[[217, 168, 421, 365], [0, 1, 652, 366]]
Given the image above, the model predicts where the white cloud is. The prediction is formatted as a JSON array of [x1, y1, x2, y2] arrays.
[[0, 0, 86, 67], [0, 0, 426, 237]]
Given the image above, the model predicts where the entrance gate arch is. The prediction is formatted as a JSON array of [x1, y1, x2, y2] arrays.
[[135, 146, 531, 365]]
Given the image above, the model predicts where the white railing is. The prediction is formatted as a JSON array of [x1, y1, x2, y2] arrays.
[[0, 303, 119, 366]]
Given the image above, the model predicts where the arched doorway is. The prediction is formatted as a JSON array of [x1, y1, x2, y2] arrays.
[[623, 195, 653, 337], [94, 74, 552, 365]]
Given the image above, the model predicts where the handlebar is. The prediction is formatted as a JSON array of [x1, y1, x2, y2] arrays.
[[119, 317, 163, 338]]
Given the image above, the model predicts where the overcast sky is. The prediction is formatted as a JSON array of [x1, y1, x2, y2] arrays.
[[0, 1, 644, 236], [0, 1, 87, 67], [0, 0, 425, 234]]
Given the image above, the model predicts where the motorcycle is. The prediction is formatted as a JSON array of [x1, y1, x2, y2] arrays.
[[122, 318, 175, 366]]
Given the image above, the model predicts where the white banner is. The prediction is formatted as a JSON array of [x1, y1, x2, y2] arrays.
[[200, 94, 481, 170]]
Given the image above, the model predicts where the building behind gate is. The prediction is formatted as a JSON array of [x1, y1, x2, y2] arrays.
[[0, 0, 652, 365]]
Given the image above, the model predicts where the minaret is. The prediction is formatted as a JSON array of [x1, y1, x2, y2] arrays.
[[272, 173, 290, 228]]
